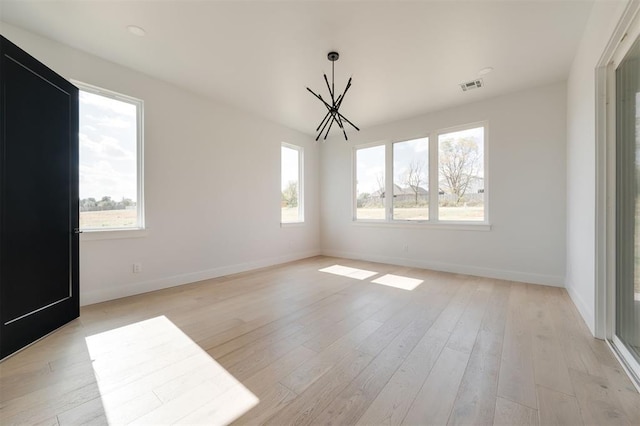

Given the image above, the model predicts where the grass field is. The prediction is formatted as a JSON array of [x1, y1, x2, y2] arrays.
[[356, 206, 484, 221], [80, 209, 137, 229], [281, 207, 301, 223]]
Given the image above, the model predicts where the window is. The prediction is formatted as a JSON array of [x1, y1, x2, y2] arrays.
[[76, 82, 144, 230], [354, 123, 487, 224], [393, 137, 429, 220], [438, 126, 485, 221], [281, 143, 303, 223], [355, 144, 385, 220]]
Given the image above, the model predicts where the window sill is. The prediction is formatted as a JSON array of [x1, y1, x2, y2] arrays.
[[80, 228, 148, 241], [281, 221, 305, 228], [352, 220, 491, 231]]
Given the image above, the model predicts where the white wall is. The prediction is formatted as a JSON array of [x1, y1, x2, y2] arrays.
[[566, 2, 626, 334], [320, 82, 567, 286], [0, 23, 320, 305]]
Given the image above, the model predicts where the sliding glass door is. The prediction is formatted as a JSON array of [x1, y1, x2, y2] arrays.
[[615, 33, 640, 377]]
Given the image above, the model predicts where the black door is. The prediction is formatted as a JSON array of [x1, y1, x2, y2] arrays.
[[0, 36, 79, 359]]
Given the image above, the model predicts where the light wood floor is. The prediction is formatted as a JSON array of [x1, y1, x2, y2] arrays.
[[2, 256, 640, 425]]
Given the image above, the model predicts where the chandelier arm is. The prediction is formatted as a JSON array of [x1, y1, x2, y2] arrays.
[[317, 110, 334, 140], [323, 74, 335, 103], [316, 110, 332, 132], [336, 112, 360, 131], [334, 111, 345, 130], [334, 113, 348, 139], [307, 87, 334, 111], [335, 79, 352, 110], [324, 113, 337, 140]]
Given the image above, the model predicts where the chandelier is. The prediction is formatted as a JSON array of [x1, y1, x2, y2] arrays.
[[307, 51, 359, 141]]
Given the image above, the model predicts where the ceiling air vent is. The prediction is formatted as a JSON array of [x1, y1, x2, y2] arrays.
[[460, 78, 483, 92]]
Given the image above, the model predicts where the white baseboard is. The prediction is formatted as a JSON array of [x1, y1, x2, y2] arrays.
[[565, 278, 596, 335], [321, 249, 565, 287], [80, 249, 322, 306]]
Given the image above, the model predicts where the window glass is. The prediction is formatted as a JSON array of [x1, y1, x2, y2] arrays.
[[438, 127, 485, 221], [281, 144, 303, 223], [78, 88, 143, 230], [393, 137, 429, 220], [356, 145, 386, 220]]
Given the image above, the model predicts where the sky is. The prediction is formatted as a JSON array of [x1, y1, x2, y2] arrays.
[[394, 137, 429, 190], [79, 90, 138, 201], [356, 144, 385, 195], [281, 145, 299, 190]]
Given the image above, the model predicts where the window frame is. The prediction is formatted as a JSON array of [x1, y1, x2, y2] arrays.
[[73, 80, 145, 234], [435, 121, 489, 224], [280, 142, 304, 225], [353, 121, 489, 229]]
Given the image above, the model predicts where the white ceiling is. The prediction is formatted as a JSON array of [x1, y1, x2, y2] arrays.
[[1, 1, 598, 136]]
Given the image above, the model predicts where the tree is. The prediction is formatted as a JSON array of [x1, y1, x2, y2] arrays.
[[97, 196, 115, 211], [375, 172, 385, 199], [439, 137, 481, 205], [403, 160, 426, 205], [281, 181, 298, 207]]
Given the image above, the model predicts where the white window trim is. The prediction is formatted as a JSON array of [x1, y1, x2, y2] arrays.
[[72, 80, 145, 234], [281, 142, 304, 225], [353, 122, 489, 229]]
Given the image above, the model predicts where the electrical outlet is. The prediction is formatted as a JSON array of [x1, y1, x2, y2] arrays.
[[133, 263, 142, 273], [403, 244, 409, 253]]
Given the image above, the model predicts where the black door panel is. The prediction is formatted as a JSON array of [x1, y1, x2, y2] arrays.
[[0, 35, 79, 359]]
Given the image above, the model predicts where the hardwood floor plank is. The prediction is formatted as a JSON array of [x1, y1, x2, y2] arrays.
[[445, 280, 493, 354], [545, 287, 605, 378], [265, 349, 374, 426], [528, 284, 575, 396], [430, 279, 475, 334], [569, 367, 630, 425], [402, 347, 471, 425], [356, 327, 450, 425], [301, 300, 389, 353], [219, 293, 383, 382], [314, 285, 457, 425], [231, 383, 297, 425], [280, 319, 383, 394], [497, 282, 537, 409], [447, 282, 509, 425], [601, 364, 640, 423], [493, 396, 538, 426], [206, 293, 344, 359], [1, 371, 100, 425], [242, 345, 317, 396], [536, 385, 583, 426]]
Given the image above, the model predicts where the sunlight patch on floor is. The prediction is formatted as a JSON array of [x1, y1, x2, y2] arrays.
[[372, 274, 423, 291], [85, 316, 258, 425], [319, 264, 378, 280]]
